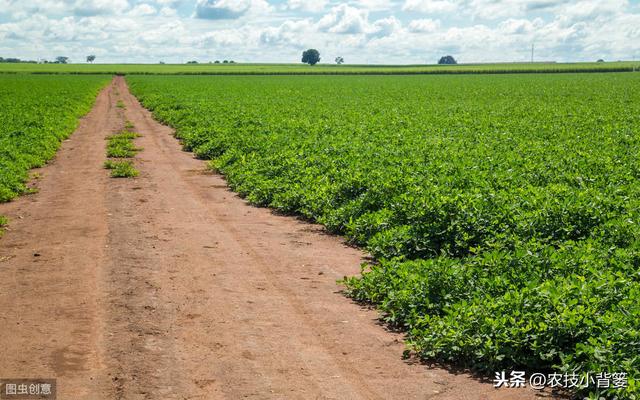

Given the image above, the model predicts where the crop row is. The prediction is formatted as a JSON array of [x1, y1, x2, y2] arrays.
[[0, 75, 109, 202], [1, 61, 639, 75], [128, 73, 640, 399]]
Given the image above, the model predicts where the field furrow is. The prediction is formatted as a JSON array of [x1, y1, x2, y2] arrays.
[[128, 73, 640, 399]]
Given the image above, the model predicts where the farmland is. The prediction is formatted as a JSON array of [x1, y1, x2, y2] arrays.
[[0, 61, 638, 75], [128, 73, 640, 398], [0, 75, 109, 203]]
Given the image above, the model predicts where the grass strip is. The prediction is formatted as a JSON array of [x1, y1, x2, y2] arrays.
[[104, 160, 138, 178], [106, 132, 141, 158]]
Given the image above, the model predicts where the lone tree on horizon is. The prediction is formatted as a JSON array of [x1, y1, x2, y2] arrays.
[[302, 49, 320, 66], [86, 55, 96, 63], [55, 56, 69, 64], [438, 55, 457, 65], [335, 56, 344, 65]]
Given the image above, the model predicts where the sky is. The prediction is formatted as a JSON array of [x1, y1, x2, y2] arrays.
[[0, 0, 639, 64]]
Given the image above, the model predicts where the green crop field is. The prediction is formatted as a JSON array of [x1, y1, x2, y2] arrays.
[[0, 75, 109, 202], [0, 61, 638, 75], [128, 73, 640, 399]]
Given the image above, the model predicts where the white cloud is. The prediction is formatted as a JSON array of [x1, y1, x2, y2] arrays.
[[463, 0, 627, 21], [558, 0, 628, 22], [73, 0, 130, 16], [129, 4, 157, 16], [466, 0, 524, 19], [7, 1, 70, 18], [369, 16, 401, 37], [317, 4, 370, 34], [408, 18, 441, 32], [523, 0, 565, 12], [316, 5, 401, 39], [138, 20, 188, 44], [352, 0, 395, 11], [154, 0, 184, 5], [199, 28, 248, 47], [259, 19, 311, 46], [194, 0, 270, 20], [1, 0, 639, 64], [402, 0, 458, 13], [285, 0, 328, 13], [195, 0, 250, 19], [497, 18, 542, 34], [159, 6, 178, 16]]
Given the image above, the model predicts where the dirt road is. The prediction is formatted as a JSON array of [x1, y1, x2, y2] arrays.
[[0, 77, 543, 399]]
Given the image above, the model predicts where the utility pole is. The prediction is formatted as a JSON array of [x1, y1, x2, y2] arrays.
[[531, 43, 534, 63]]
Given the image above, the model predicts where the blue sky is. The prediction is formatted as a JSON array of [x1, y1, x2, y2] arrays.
[[0, 0, 638, 64]]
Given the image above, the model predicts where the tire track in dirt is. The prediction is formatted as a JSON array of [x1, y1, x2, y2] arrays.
[[0, 77, 548, 400], [0, 79, 116, 399]]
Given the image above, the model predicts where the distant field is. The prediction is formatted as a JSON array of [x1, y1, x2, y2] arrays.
[[128, 73, 640, 399], [0, 75, 109, 202], [1, 61, 639, 75]]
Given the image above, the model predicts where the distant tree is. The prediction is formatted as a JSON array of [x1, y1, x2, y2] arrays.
[[187, 60, 198, 64], [55, 56, 69, 64], [438, 55, 457, 65], [86, 55, 96, 63], [302, 49, 321, 66], [597, 59, 605, 63], [229, 60, 235, 63], [335, 56, 344, 65], [223, 60, 229, 63], [0, 57, 37, 63], [214, 60, 220, 64], [159, 61, 165, 64]]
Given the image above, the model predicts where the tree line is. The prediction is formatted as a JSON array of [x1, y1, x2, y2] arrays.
[[300, 49, 458, 66]]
